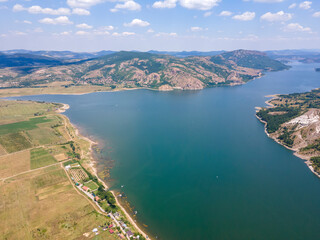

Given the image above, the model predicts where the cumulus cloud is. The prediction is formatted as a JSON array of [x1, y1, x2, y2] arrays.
[[232, 12, 255, 21], [260, 11, 293, 22], [101, 25, 114, 31], [289, 3, 296, 9], [153, 0, 177, 8], [153, 0, 221, 10], [76, 30, 89, 35], [76, 23, 93, 29], [111, 0, 141, 12], [13, 4, 71, 15], [39, 16, 73, 25], [179, 0, 221, 10], [112, 32, 135, 37], [219, 10, 232, 16], [284, 23, 312, 32], [72, 8, 90, 15], [0, 0, 8, 2], [67, 0, 105, 9], [313, 11, 320, 17], [124, 19, 150, 27], [299, 1, 312, 10]]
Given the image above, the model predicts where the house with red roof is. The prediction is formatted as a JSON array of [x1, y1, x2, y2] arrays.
[[82, 186, 89, 192]]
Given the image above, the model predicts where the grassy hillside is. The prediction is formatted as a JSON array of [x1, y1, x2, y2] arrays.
[[0, 50, 288, 91]]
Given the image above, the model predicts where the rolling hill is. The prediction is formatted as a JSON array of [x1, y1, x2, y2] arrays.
[[0, 50, 288, 90]]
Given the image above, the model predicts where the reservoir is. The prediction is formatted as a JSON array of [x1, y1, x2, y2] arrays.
[[16, 62, 320, 240]]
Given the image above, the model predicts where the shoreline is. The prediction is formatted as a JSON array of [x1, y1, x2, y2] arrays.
[[58, 104, 151, 239], [255, 96, 320, 179]]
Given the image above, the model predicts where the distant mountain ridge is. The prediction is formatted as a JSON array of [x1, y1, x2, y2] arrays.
[[0, 50, 288, 90]]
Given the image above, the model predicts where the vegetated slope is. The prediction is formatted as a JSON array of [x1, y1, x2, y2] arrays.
[[0, 50, 288, 90], [257, 89, 320, 175]]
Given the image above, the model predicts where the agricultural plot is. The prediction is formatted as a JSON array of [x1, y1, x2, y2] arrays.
[[0, 150, 30, 179], [0, 165, 117, 240], [30, 147, 57, 169], [26, 127, 65, 145], [0, 116, 51, 135], [0, 132, 32, 153], [69, 168, 89, 182], [83, 180, 99, 191], [0, 100, 57, 124]]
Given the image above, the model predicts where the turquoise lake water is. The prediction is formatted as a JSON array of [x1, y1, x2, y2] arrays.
[[16, 62, 320, 239]]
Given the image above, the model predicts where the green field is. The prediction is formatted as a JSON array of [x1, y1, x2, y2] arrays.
[[0, 132, 32, 153], [84, 180, 99, 190], [30, 147, 57, 169], [0, 116, 51, 135]]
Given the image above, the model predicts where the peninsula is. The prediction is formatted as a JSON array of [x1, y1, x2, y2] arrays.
[[256, 89, 320, 177]]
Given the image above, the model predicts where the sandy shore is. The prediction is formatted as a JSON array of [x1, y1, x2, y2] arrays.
[[57, 104, 151, 239], [255, 95, 320, 179]]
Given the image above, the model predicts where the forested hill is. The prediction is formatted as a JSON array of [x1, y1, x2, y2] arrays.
[[0, 49, 288, 90]]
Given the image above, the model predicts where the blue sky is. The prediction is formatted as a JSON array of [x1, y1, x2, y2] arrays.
[[0, 0, 319, 51]]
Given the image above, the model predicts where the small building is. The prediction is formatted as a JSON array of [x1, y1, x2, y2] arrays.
[[82, 186, 89, 192], [95, 196, 100, 202], [109, 229, 114, 234], [75, 182, 79, 186], [119, 234, 125, 239], [92, 228, 98, 233], [108, 224, 113, 228], [126, 230, 133, 237]]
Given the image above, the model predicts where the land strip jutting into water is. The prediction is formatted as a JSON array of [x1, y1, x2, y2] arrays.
[[0, 99, 149, 240], [256, 88, 320, 178]]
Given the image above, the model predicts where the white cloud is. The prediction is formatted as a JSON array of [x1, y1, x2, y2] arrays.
[[152, 0, 220, 10], [299, 1, 312, 10], [190, 26, 204, 31], [112, 32, 135, 36], [260, 11, 293, 22], [219, 10, 232, 16], [284, 23, 312, 32], [67, 0, 105, 8], [13, 4, 25, 12], [76, 23, 93, 29], [39, 16, 73, 25], [124, 19, 150, 27], [72, 8, 90, 15], [0, 0, 7, 2], [76, 30, 89, 35], [101, 25, 114, 31], [179, 0, 221, 10], [152, 0, 177, 8], [313, 11, 320, 17], [289, 3, 296, 9], [13, 4, 71, 15], [23, 20, 32, 24], [60, 31, 71, 35], [111, 0, 141, 12], [203, 11, 212, 17], [147, 29, 154, 33], [232, 12, 255, 21]]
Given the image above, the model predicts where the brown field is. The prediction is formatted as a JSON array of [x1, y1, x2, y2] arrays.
[[0, 150, 30, 179], [0, 144, 7, 156], [54, 153, 68, 161], [0, 165, 117, 240]]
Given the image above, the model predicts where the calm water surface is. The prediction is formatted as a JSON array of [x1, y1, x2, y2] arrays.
[[16, 63, 320, 240]]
